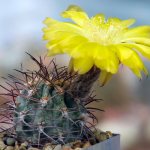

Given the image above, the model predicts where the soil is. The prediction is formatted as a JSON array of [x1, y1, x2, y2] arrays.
[[0, 131, 112, 150]]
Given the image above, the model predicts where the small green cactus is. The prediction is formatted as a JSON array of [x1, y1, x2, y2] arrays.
[[0, 54, 102, 148]]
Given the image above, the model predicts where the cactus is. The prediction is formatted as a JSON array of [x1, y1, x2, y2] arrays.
[[0, 54, 102, 148]]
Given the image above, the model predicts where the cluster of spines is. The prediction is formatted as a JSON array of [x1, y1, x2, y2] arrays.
[[0, 53, 103, 148]]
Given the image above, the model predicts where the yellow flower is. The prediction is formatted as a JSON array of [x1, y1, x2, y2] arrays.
[[43, 5, 150, 84]]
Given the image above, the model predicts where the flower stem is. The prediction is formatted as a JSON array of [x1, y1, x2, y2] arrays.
[[68, 66, 100, 98]]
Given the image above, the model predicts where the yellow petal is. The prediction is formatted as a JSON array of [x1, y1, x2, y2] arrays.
[[99, 71, 113, 86], [121, 19, 135, 28], [122, 37, 150, 47], [124, 26, 150, 38], [70, 42, 99, 58], [61, 5, 89, 26], [43, 18, 82, 38], [114, 45, 133, 61], [47, 44, 63, 56], [43, 17, 58, 27], [45, 33, 89, 58], [94, 46, 119, 74], [64, 5, 84, 12], [57, 35, 88, 57], [131, 68, 143, 78], [115, 45, 148, 77], [106, 18, 135, 30], [73, 57, 94, 74], [121, 43, 150, 60]]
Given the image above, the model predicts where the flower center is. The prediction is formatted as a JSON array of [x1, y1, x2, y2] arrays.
[[83, 22, 124, 45]]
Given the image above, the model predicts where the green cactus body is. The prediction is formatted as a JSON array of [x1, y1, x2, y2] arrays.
[[14, 82, 87, 146], [0, 54, 101, 148]]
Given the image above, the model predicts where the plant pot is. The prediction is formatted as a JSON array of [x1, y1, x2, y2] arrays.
[[86, 134, 120, 150]]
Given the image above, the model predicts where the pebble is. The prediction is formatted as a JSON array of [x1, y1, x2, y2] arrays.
[[5, 137, 16, 146], [62, 145, 73, 150], [21, 141, 28, 148], [19, 147, 27, 150], [106, 131, 113, 138], [43, 143, 54, 150], [5, 146, 14, 150], [19, 146, 27, 150], [71, 141, 83, 149], [99, 132, 107, 141], [14, 142, 20, 150], [82, 142, 91, 149], [28, 148, 40, 150], [0, 132, 6, 138], [54, 145, 62, 150], [93, 130, 113, 142], [0, 140, 7, 149]]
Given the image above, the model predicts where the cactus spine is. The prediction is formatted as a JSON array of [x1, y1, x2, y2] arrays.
[[0, 54, 102, 148]]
